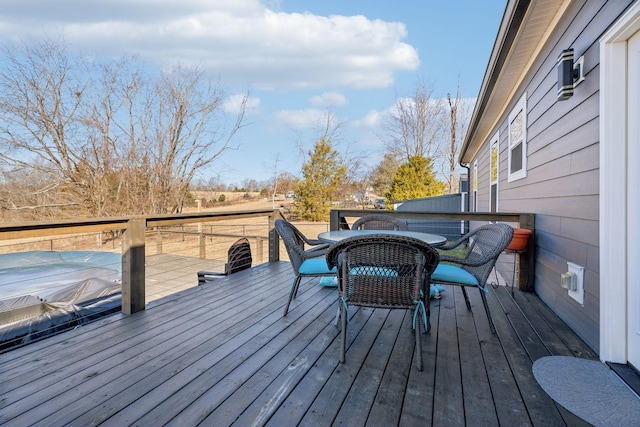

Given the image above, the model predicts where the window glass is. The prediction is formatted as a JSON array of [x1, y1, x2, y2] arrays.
[[490, 141, 498, 184], [508, 94, 527, 181], [490, 134, 499, 212], [473, 160, 478, 211]]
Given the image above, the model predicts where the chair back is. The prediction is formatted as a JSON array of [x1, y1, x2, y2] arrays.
[[452, 223, 514, 285], [224, 237, 252, 274], [352, 214, 409, 231], [274, 219, 306, 272], [326, 234, 439, 308]]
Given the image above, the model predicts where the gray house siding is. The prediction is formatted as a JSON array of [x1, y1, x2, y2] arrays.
[[468, 0, 634, 352]]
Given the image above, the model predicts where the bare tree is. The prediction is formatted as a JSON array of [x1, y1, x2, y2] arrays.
[[269, 154, 282, 209], [0, 38, 91, 213], [436, 85, 472, 193], [382, 79, 443, 162], [0, 38, 248, 218], [149, 65, 247, 214]]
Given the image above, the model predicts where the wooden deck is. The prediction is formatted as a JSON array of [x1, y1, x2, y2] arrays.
[[0, 260, 598, 426]]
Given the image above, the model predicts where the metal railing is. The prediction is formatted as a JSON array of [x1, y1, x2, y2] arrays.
[[0, 208, 535, 315], [0, 209, 286, 316]]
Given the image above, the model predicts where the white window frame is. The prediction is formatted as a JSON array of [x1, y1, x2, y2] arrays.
[[490, 132, 499, 211], [508, 93, 527, 182]]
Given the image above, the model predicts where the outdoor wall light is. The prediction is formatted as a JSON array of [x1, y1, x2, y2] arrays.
[[557, 48, 584, 101]]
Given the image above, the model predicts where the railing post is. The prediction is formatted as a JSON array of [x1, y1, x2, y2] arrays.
[[199, 232, 206, 259], [122, 218, 146, 314], [518, 213, 535, 291], [330, 210, 340, 230]]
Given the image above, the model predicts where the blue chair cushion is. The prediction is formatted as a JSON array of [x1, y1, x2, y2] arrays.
[[432, 264, 479, 286], [298, 257, 336, 275]]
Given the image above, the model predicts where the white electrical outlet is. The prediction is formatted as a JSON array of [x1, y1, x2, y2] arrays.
[[567, 262, 585, 305]]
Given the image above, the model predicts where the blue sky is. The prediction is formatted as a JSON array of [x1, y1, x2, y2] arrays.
[[0, 0, 506, 186]]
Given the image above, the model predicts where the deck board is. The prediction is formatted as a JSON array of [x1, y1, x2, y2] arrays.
[[0, 258, 598, 426]]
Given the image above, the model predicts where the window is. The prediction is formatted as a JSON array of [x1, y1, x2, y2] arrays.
[[473, 160, 478, 211], [490, 133, 499, 212], [508, 93, 527, 182]]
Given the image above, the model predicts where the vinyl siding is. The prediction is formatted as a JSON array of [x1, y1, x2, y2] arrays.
[[469, 0, 635, 352]]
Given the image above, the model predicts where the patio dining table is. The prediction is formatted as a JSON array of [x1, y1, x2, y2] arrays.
[[317, 229, 447, 248]]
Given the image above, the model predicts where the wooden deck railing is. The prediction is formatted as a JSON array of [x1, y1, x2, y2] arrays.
[[0, 209, 286, 315], [0, 208, 534, 316]]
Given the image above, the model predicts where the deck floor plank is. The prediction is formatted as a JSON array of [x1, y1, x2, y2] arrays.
[[455, 287, 500, 426], [470, 286, 534, 427], [399, 297, 440, 426], [2, 271, 288, 411], [368, 312, 415, 426], [333, 308, 406, 426], [217, 304, 340, 426], [300, 307, 387, 426], [23, 268, 298, 426], [162, 287, 337, 426], [483, 281, 567, 426], [263, 307, 372, 426], [98, 278, 332, 426], [432, 286, 465, 426], [0, 259, 599, 427]]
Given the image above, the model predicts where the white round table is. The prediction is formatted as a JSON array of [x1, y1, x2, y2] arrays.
[[317, 229, 447, 247]]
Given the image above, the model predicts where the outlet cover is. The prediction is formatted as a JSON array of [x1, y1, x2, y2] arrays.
[[567, 262, 585, 305]]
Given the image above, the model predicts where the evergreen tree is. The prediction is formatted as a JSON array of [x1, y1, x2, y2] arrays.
[[292, 138, 346, 221], [386, 155, 446, 202]]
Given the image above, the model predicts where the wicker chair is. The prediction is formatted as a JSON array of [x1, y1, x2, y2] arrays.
[[197, 237, 252, 284], [275, 219, 336, 316], [351, 214, 409, 231], [431, 223, 514, 334], [326, 234, 440, 371]]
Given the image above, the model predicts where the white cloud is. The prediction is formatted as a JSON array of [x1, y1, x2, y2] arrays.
[[309, 92, 347, 108], [353, 109, 384, 129], [273, 108, 327, 130], [222, 94, 260, 114], [0, 0, 419, 90]]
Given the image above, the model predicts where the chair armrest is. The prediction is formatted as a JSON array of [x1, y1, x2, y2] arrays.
[[304, 244, 330, 259], [302, 236, 327, 247], [439, 254, 493, 268], [437, 235, 468, 251]]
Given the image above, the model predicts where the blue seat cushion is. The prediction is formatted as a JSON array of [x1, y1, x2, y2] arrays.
[[432, 264, 479, 286], [298, 257, 336, 275]]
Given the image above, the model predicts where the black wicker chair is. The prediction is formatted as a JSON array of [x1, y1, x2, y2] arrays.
[[431, 223, 514, 334], [326, 234, 440, 371], [197, 237, 252, 284], [275, 219, 336, 316], [352, 214, 409, 231]]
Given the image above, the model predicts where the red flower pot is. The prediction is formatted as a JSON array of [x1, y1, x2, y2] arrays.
[[507, 228, 532, 251]]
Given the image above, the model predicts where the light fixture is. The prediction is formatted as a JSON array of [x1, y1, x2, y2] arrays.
[[557, 48, 584, 101]]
